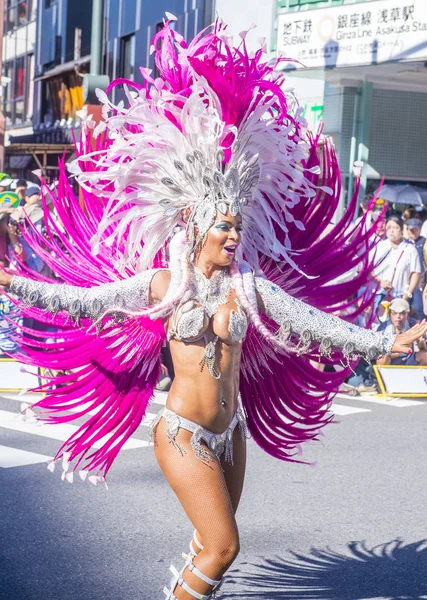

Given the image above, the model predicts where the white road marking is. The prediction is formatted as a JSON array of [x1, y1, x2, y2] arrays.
[[2, 391, 169, 404], [0, 393, 40, 402], [334, 393, 425, 408], [0, 445, 52, 468], [385, 398, 426, 408], [0, 392, 165, 470], [0, 393, 162, 426], [57, 405, 158, 427], [153, 391, 168, 406], [0, 410, 149, 449], [331, 404, 371, 416]]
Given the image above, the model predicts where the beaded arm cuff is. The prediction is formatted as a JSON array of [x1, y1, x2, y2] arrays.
[[255, 277, 395, 361], [8, 270, 162, 323]]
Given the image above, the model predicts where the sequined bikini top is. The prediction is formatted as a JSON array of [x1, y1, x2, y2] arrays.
[[167, 267, 248, 378]]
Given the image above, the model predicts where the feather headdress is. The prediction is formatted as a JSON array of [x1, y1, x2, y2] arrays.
[[69, 18, 331, 274]]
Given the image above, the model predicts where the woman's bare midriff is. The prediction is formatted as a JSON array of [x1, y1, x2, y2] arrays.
[[166, 336, 242, 434]]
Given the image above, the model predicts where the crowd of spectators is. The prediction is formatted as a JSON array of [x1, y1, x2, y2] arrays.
[[341, 197, 427, 396], [0, 178, 52, 356]]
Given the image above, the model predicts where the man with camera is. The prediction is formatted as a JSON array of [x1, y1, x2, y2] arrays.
[[376, 298, 427, 366]]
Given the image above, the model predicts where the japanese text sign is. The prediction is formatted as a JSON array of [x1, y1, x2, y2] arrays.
[[277, 0, 427, 69]]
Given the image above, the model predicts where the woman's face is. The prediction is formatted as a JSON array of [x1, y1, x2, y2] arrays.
[[197, 210, 243, 267], [386, 220, 403, 244]]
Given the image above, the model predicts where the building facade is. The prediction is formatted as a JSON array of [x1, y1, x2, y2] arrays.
[[276, 0, 427, 204], [103, 0, 212, 102], [2, 0, 215, 179], [6, 0, 423, 200], [1, 0, 94, 179], [2, 0, 37, 134], [1, 0, 37, 174]]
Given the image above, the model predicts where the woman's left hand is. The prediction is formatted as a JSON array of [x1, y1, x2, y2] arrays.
[[392, 320, 427, 354]]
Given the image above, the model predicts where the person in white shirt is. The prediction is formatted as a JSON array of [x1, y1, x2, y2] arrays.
[[373, 216, 422, 314]]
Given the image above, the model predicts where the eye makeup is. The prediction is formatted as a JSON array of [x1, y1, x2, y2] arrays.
[[215, 220, 242, 232]]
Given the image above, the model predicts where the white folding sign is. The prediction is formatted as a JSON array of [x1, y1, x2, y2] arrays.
[[0, 359, 40, 392]]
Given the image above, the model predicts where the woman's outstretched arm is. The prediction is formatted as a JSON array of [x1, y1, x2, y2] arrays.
[[0, 269, 168, 322], [255, 277, 427, 360]]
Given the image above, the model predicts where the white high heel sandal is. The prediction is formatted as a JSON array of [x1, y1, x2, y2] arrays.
[[163, 554, 223, 600]]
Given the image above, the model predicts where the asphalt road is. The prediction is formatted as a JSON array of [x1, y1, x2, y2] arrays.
[[1, 391, 427, 600]]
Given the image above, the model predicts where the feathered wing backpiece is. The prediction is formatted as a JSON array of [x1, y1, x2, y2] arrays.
[[8, 155, 166, 483], [8, 16, 382, 476]]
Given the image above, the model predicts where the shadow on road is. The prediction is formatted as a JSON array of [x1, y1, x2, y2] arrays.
[[228, 539, 427, 599]]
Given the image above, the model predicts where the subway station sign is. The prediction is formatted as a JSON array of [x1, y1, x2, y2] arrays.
[[277, 1, 427, 68]]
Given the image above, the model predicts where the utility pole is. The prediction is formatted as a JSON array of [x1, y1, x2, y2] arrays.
[[0, 0, 6, 172], [90, 0, 104, 76], [82, 0, 109, 104]]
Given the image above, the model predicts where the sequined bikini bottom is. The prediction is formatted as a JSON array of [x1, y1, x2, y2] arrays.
[[149, 403, 249, 466]]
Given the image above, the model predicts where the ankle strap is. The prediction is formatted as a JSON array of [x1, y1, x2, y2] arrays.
[[187, 557, 221, 587], [193, 531, 204, 551], [163, 586, 178, 600], [187, 532, 204, 559], [168, 565, 211, 600]]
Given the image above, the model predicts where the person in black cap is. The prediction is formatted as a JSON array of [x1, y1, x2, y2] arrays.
[[25, 186, 41, 205], [406, 217, 426, 319]]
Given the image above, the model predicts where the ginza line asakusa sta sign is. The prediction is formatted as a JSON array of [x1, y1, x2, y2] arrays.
[[276, 0, 427, 69]]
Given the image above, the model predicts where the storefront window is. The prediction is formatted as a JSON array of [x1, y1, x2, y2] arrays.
[[152, 22, 165, 80], [15, 99, 25, 122], [15, 57, 25, 98], [4, 102, 13, 121], [3, 63, 13, 121], [120, 34, 136, 80], [42, 72, 85, 124], [5, 0, 33, 32], [42, 82, 54, 125], [2, 55, 31, 126]]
